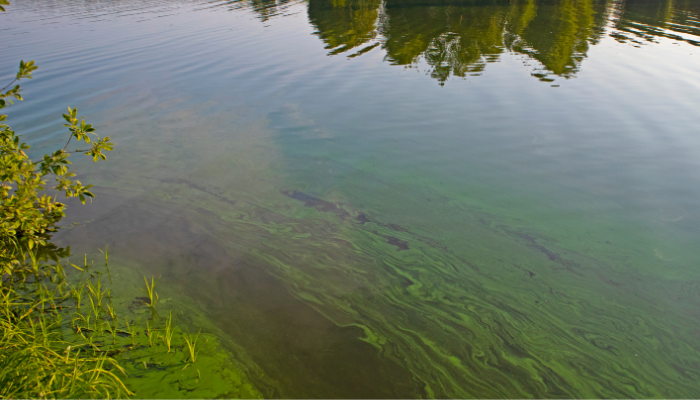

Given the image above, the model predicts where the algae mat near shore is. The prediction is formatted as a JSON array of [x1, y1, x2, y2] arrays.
[[60, 170, 700, 397], [55, 104, 700, 397]]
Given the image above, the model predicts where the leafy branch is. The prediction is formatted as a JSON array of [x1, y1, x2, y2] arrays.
[[1, 60, 114, 273]]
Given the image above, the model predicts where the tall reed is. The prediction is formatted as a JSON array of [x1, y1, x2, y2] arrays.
[[0, 253, 133, 398], [161, 311, 175, 353], [183, 330, 201, 364]]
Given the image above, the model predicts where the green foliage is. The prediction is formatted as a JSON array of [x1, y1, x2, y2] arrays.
[[160, 311, 175, 353], [141, 276, 159, 316], [0, 4, 146, 397], [61, 106, 114, 162], [183, 330, 202, 364], [0, 4, 210, 398], [1, 0, 113, 273], [1, 241, 196, 398], [0, 256, 133, 398], [1, 57, 114, 273]]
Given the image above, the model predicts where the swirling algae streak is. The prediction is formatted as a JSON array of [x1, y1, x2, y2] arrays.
[[146, 166, 700, 399], [95, 137, 700, 399], [77, 166, 700, 398], [231, 188, 700, 398]]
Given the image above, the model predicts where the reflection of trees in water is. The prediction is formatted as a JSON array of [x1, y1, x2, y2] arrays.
[[511, 0, 607, 80], [308, 0, 610, 84], [380, 1, 511, 83], [308, 0, 383, 55], [306, 0, 700, 84], [610, 0, 700, 47], [216, 0, 306, 21]]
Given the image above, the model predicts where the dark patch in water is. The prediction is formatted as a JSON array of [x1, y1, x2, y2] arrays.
[[281, 190, 350, 218], [129, 296, 151, 311], [513, 264, 536, 278], [373, 230, 410, 251], [513, 232, 582, 276], [159, 178, 237, 206], [284, 190, 451, 254], [357, 212, 371, 224], [134, 296, 151, 304], [386, 236, 409, 251], [384, 222, 409, 232]]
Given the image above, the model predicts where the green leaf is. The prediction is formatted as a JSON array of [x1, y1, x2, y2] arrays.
[[70, 263, 84, 271]]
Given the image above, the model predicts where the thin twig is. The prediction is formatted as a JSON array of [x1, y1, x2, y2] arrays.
[[61, 135, 73, 153], [1, 78, 18, 92]]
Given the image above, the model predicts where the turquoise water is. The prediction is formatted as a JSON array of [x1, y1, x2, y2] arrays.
[[3, 0, 700, 397]]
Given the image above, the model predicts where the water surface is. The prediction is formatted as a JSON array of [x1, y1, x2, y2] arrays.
[[2, 0, 700, 397]]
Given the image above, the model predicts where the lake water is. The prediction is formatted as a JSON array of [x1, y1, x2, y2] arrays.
[[2, 0, 700, 397]]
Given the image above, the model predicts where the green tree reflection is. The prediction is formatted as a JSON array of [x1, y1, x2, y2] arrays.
[[308, 0, 383, 56], [380, 0, 511, 83], [217, 0, 304, 21], [510, 0, 608, 80], [610, 0, 700, 47], [232, 0, 700, 84], [308, 0, 611, 84]]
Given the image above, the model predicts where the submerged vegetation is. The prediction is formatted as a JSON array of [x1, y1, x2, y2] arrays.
[[0, 253, 131, 398]]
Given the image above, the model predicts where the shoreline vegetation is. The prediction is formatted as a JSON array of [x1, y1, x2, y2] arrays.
[[0, 2, 201, 397]]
